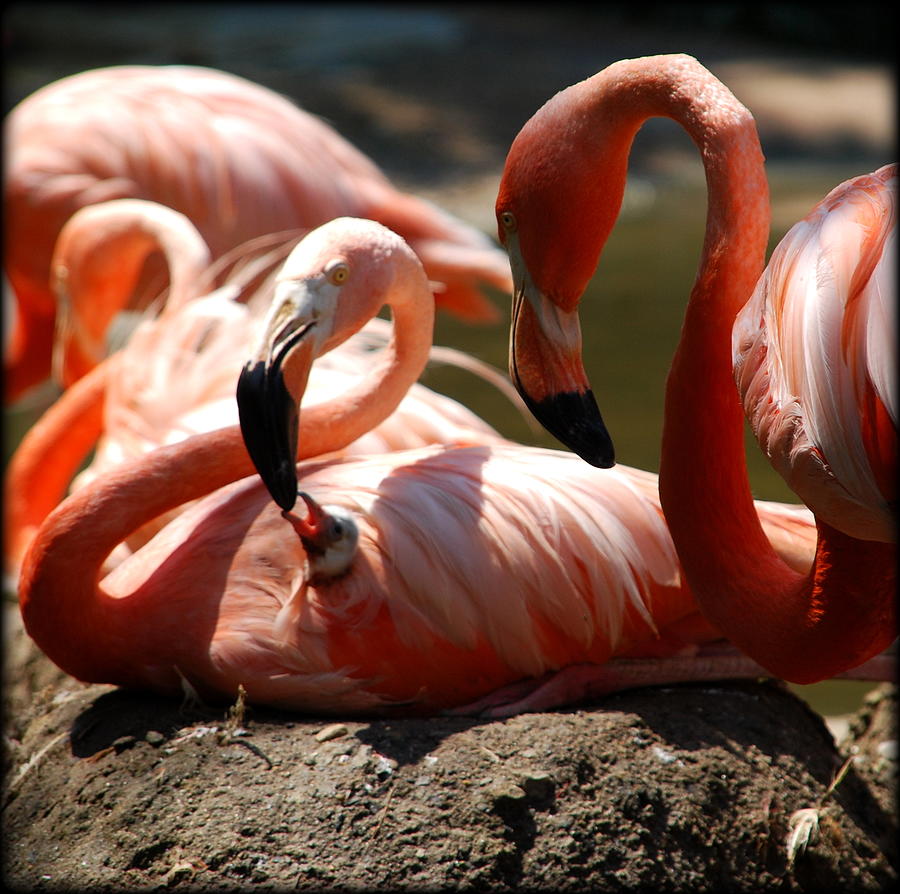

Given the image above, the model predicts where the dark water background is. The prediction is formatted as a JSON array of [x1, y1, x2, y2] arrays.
[[4, 4, 895, 722]]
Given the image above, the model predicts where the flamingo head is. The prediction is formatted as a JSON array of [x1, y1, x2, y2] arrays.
[[237, 217, 405, 511], [494, 85, 631, 468]]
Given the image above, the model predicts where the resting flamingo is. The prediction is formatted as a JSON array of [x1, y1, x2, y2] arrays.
[[5, 201, 512, 575], [494, 53, 896, 685], [4, 63, 512, 401], [21, 217, 853, 716]]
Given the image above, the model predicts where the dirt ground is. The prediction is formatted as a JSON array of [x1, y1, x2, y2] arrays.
[[4, 616, 897, 891], [3, 7, 896, 892]]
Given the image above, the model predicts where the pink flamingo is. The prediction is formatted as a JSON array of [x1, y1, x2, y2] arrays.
[[4, 64, 512, 401], [494, 54, 896, 684], [5, 202, 511, 573], [19, 217, 837, 715]]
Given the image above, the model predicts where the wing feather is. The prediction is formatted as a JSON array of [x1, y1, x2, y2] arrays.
[[282, 445, 684, 679], [733, 164, 896, 541]]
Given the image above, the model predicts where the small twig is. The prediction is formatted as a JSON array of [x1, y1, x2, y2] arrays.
[[819, 753, 854, 806], [4, 731, 68, 803], [226, 738, 274, 769], [85, 746, 116, 763], [225, 684, 248, 733], [215, 685, 273, 768], [370, 782, 396, 842]]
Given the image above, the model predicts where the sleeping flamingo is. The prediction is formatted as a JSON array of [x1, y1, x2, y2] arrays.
[[5, 201, 513, 575], [20, 217, 842, 716], [4, 63, 512, 401], [494, 53, 896, 685]]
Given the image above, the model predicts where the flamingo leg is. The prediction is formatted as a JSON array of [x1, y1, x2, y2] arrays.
[[448, 644, 897, 719]]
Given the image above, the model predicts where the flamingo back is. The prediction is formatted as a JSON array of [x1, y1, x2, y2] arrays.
[[5, 65, 508, 325]]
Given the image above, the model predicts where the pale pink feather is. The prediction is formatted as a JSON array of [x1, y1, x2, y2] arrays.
[[6, 205, 512, 577], [733, 163, 896, 542], [84, 295, 506, 491]]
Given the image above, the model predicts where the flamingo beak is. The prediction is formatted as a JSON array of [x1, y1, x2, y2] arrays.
[[237, 292, 319, 513], [281, 491, 329, 554], [52, 279, 105, 388], [507, 242, 615, 468]]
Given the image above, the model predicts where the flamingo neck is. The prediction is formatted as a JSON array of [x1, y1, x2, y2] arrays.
[[4, 299, 57, 401], [5, 357, 109, 573], [18, 424, 255, 683], [582, 56, 896, 680], [54, 202, 211, 380], [295, 281, 435, 459], [151, 211, 214, 311]]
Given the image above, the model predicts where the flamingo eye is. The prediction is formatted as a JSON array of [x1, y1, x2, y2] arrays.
[[499, 211, 517, 232], [327, 262, 350, 285]]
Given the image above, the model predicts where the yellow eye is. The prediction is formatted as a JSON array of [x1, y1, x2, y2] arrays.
[[499, 211, 517, 232], [327, 262, 349, 285]]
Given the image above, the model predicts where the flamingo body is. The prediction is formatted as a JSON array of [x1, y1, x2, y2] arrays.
[[29, 442, 706, 713], [5, 64, 511, 399]]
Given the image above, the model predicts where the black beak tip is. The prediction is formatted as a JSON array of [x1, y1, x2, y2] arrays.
[[522, 388, 616, 468], [237, 360, 300, 512], [269, 464, 300, 513], [585, 438, 616, 469]]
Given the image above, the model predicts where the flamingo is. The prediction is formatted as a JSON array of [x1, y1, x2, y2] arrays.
[[4, 63, 512, 401], [5, 201, 513, 575], [494, 53, 896, 685], [19, 217, 839, 716]]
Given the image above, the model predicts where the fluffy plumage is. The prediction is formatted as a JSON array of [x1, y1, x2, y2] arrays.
[[733, 164, 896, 542]]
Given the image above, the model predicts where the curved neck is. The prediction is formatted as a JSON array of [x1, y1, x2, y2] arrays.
[[54, 202, 211, 382], [295, 276, 436, 459], [18, 424, 255, 682], [5, 357, 110, 571], [584, 56, 895, 680]]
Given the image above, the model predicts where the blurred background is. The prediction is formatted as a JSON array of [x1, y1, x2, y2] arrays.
[[4, 4, 895, 726]]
